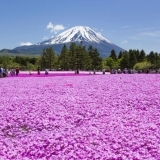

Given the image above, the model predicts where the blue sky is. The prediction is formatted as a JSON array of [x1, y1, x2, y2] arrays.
[[0, 0, 160, 54]]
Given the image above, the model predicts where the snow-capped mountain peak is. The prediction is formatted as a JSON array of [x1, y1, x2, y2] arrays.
[[38, 26, 111, 45], [13, 25, 125, 57]]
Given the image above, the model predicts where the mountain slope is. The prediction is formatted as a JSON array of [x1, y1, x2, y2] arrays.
[[13, 26, 125, 57], [38, 26, 111, 45]]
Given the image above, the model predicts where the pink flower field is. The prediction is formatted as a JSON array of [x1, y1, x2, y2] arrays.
[[0, 74, 160, 159]]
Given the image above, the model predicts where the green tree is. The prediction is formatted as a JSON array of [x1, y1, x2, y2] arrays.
[[28, 57, 37, 65], [0, 55, 10, 68], [118, 51, 123, 59], [13, 56, 27, 68], [138, 50, 146, 62], [74, 45, 84, 70], [68, 42, 77, 70], [40, 47, 55, 70], [88, 45, 102, 70], [82, 47, 92, 70], [59, 44, 69, 70], [109, 49, 117, 61], [128, 50, 137, 69], [106, 57, 114, 69], [134, 61, 151, 70], [135, 50, 140, 61], [155, 52, 159, 69], [146, 51, 157, 69], [120, 51, 129, 70]]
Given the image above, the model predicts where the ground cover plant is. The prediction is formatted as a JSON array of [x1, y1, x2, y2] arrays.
[[0, 74, 160, 159]]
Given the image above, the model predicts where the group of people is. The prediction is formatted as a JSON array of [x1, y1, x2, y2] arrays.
[[0, 66, 8, 78], [110, 68, 138, 74], [0, 66, 20, 78], [3, 66, 159, 77], [36, 67, 48, 75], [88, 69, 106, 75], [110, 68, 160, 74], [10, 67, 19, 76]]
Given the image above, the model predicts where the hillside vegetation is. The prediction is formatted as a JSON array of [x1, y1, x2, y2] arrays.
[[0, 43, 160, 71]]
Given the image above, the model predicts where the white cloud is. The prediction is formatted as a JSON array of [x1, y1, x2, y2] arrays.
[[47, 22, 65, 33], [140, 31, 160, 37], [126, 30, 160, 41], [19, 42, 32, 46], [121, 40, 128, 44], [127, 36, 139, 40], [129, 27, 160, 32]]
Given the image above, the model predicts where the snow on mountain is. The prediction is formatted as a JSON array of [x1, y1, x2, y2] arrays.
[[13, 26, 125, 57], [38, 26, 111, 45]]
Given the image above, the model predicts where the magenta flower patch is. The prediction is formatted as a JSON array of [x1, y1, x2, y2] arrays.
[[0, 74, 160, 159]]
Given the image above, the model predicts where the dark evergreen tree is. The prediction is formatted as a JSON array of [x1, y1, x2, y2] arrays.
[[155, 52, 159, 69], [120, 51, 129, 70], [68, 42, 76, 70], [0, 55, 10, 69], [110, 49, 117, 61], [118, 51, 123, 59], [147, 51, 155, 65], [128, 49, 137, 69], [106, 57, 114, 69], [93, 49, 102, 69], [40, 47, 55, 70], [88, 45, 102, 70], [88, 45, 94, 69], [82, 48, 92, 70], [28, 57, 37, 65], [13, 56, 27, 68], [135, 50, 140, 61], [59, 44, 69, 70], [138, 50, 146, 62]]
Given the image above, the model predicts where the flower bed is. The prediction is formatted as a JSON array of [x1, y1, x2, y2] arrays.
[[0, 74, 160, 159]]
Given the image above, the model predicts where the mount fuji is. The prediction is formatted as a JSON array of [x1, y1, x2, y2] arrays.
[[13, 26, 125, 57]]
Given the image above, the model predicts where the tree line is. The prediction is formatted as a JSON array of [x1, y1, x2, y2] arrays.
[[0, 43, 160, 71], [106, 49, 160, 71], [39, 43, 102, 71]]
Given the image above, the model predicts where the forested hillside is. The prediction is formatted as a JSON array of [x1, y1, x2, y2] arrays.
[[0, 42, 160, 71]]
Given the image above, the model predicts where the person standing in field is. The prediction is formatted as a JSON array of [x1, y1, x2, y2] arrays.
[[37, 67, 40, 75], [0, 66, 2, 77], [93, 69, 96, 74], [16, 67, 19, 76], [102, 69, 105, 74], [29, 70, 32, 75], [10, 67, 15, 76], [45, 69, 48, 75]]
